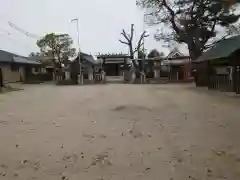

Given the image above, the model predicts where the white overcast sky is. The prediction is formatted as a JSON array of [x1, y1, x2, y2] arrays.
[[0, 0, 188, 57]]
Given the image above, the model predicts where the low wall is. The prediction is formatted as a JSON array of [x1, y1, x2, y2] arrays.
[[1, 64, 21, 83]]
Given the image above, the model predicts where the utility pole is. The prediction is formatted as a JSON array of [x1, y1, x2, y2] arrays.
[[71, 18, 83, 84]]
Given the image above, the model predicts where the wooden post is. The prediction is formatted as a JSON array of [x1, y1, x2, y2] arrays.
[[236, 66, 240, 94], [207, 61, 211, 89], [0, 68, 3, 88]]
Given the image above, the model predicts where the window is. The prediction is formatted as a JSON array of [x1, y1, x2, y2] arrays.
[[11, 64, 19, 72], [34, 67, 40, 73]]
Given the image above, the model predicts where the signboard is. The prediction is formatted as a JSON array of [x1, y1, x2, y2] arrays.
[[215, 66, 228, 75]]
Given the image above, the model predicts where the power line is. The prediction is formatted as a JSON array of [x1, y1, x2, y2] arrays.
[[0, 33, 35, 47], [0, 26, 37, 48], [0, 16, 41, 39], [0, 28, 11, 36], [0, 26, 36, 46], [0, 17, 39, 55], [7, 21, 40, 39]]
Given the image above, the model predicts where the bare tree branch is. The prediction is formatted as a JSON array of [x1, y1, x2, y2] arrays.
[[134, 43, 144, 53], [119, 40, 129, 45], [119, 24, 136, 59], [130, 24, 134, 42], [162, 0, 181, 34], [121, 30, 130, 42], [135, 31, 149, 53], [119, 23, 150, 67]]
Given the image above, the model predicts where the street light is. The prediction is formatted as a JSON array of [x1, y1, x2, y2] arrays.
[[71, 18, 83, 84], [141, 29, 149, 84]]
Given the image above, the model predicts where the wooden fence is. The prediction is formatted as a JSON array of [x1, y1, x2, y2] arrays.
[[208, 66, 240, 94]]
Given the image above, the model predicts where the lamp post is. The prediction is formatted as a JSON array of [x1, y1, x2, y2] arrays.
[[142, 14, 149, 83], [71, 18, 83, 84]]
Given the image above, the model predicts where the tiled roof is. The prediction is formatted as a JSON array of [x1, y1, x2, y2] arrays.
[[0, 49, 39, 65], [13, 57, 40, 65], [197, 35, 240, 62], [97, 54, 130, 59], [0, 50, 15, 63], [72, 52, 100, 66]]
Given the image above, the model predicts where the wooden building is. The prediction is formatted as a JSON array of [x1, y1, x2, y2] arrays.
[[97, 54, 131, 77], [135, 57, 162, 78], [195, 35, 240, 94], [162, 50, 192, 82], [0, 50, 41, 85], [67, 52, 102, 84], [162, 56, 191, 81], [96, 54, 133, 83]]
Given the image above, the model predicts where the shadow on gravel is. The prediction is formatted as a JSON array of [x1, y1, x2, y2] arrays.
[[0, 86, 23, 94], [112, 105, 152, 112]]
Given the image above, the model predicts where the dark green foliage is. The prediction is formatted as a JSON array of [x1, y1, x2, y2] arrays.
[[148, 49, 161, 58], [137, 0, 240, 60], [138, 50, 146, 59], [29, 52, 41, 57], [37, 33, 76, 65]]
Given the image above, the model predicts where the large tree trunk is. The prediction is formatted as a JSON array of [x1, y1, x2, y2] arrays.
[[129, 43, 138, 68], [52, 62, 57, 82], [188, 43, 203, 61], [188, 42, 203, 86]]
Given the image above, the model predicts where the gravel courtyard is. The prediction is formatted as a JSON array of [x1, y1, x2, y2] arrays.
[[0, 84, 240, 180]]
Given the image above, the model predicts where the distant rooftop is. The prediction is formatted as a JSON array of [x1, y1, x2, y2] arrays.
[[71, 52, 101, 66], [97, 53, 131, 59]]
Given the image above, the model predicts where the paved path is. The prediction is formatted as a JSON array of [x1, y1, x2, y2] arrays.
[[0, 84, 240, 180]]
